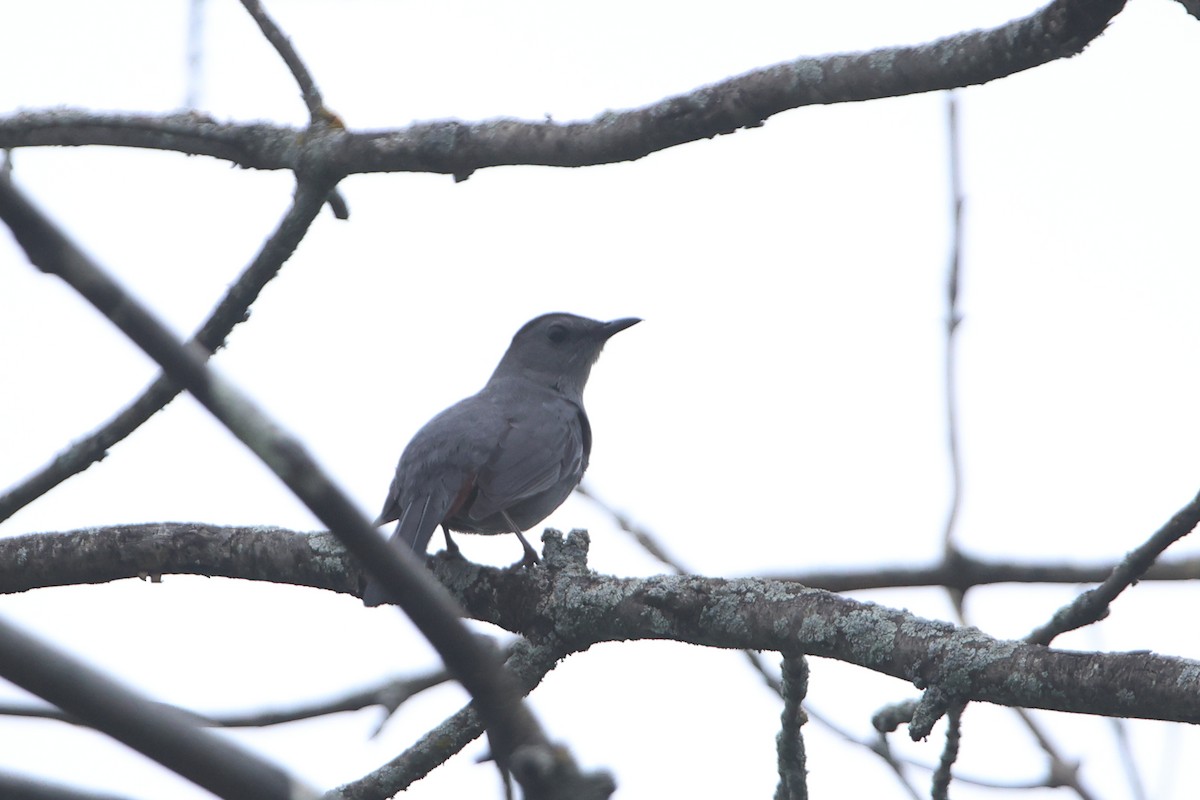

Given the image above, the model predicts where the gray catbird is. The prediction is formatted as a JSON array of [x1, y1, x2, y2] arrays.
[[363, 313, 639, 606]]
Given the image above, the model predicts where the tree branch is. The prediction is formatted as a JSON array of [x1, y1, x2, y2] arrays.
[[6, 522, 1199, 598], [330, 638, 569, 800], [0, 177, 332, 524], [0, 172, 609, 800], [0, 668, 450, 730], [1026, 486, 1200, 645], [773, 655, 809, 800], [0, 769, 135, 800], [5, 525, 1199, 728], [0, 0, 1127, 177], [0, 615, 312, 800], [238, 0, 331, 121]]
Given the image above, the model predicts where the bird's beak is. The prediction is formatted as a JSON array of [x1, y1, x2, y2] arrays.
[[602, 317, 642, 339]]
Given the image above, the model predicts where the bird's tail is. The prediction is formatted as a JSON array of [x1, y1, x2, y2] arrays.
[[362, 496, 441, 606]]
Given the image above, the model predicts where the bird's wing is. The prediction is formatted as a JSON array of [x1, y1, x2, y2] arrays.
[[468, 397, 588, 520], [371, 394, 503, 542]]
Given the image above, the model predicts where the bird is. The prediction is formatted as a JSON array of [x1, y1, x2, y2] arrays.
[[363, 312, 640, 606]]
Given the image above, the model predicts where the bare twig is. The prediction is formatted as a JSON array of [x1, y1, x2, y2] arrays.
[[331, 638, 567, 800], [1026, 487, 1200, 645], [1109, 714, 1148, 800], [0, 173, 610, 800], [238, 0, 330, 121], [576, 483, 689, 572], [0, 669, 451, 730], [1013, 709, 1097, 800], [941, 91, 965, 554], [930, 704, 963, 800], [803, 703, 921, 800], [184, 0, 206, 109], [760, 553, 1200, 592], [235, 0, 349, 217]]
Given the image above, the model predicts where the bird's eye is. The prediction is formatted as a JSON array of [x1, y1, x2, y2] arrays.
[[546, 323, 568, 344]]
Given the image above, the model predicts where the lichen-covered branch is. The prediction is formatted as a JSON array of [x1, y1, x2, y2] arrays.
[[5, 525, 1199, 728]]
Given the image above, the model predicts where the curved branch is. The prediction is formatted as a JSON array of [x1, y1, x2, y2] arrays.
[[0, 0, 1126, 176], [239, 0, 331, 121]]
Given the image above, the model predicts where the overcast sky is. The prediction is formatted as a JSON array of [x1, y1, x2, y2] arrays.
[[3, 1, 1200, 798]]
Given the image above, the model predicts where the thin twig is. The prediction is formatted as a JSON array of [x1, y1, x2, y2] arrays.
[[184, 0, 207, 109], [331, 638, 566, 799], [759, 553, 1200, 592], [1108, 715, 1148, 800], [930, 703, 963, 800], [1026, 487, 1200, 645], [238, 0, 329, 121], [235, 0, 348, 216], [1013, 709, 1097, 800], [0, 669, 451, 730], [941, 92, 965, 554]]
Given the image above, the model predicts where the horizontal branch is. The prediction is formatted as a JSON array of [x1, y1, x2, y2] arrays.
[[468, 533, 1200, 727], [0, 523, 359, 595], [5, 522, 1197, 599], [0, 0, 1125, 177], [762, 552, 1200, 593], [4, 524, 1197, 728]]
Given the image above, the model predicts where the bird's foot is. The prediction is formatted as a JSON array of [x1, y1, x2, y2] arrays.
[[508, 529, 541, 569]]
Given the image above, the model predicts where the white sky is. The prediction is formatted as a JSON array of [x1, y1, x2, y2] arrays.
[[2, 1, 1200, 798]]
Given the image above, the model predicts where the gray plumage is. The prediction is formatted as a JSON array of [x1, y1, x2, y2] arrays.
[[363, 313, 639, 606]]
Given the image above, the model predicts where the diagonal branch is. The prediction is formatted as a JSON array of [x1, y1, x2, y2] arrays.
[[0, 615, 312, 800], [235, 0, 349, 217], [331, 638, 566, 800], [238, 0, 331, 121], [0, 171, 609, 800], [0, 178, 330, 524], [1026, 487, 1200, 645]]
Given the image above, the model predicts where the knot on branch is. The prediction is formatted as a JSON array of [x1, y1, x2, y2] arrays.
[[541, 529, 591, 574], [910, 685, 954, 740], [871, 699, 917, 734]]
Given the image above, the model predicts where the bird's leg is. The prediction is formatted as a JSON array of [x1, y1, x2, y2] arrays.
[[501, 511, 541, 568], [441, 525, 463, 558]]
